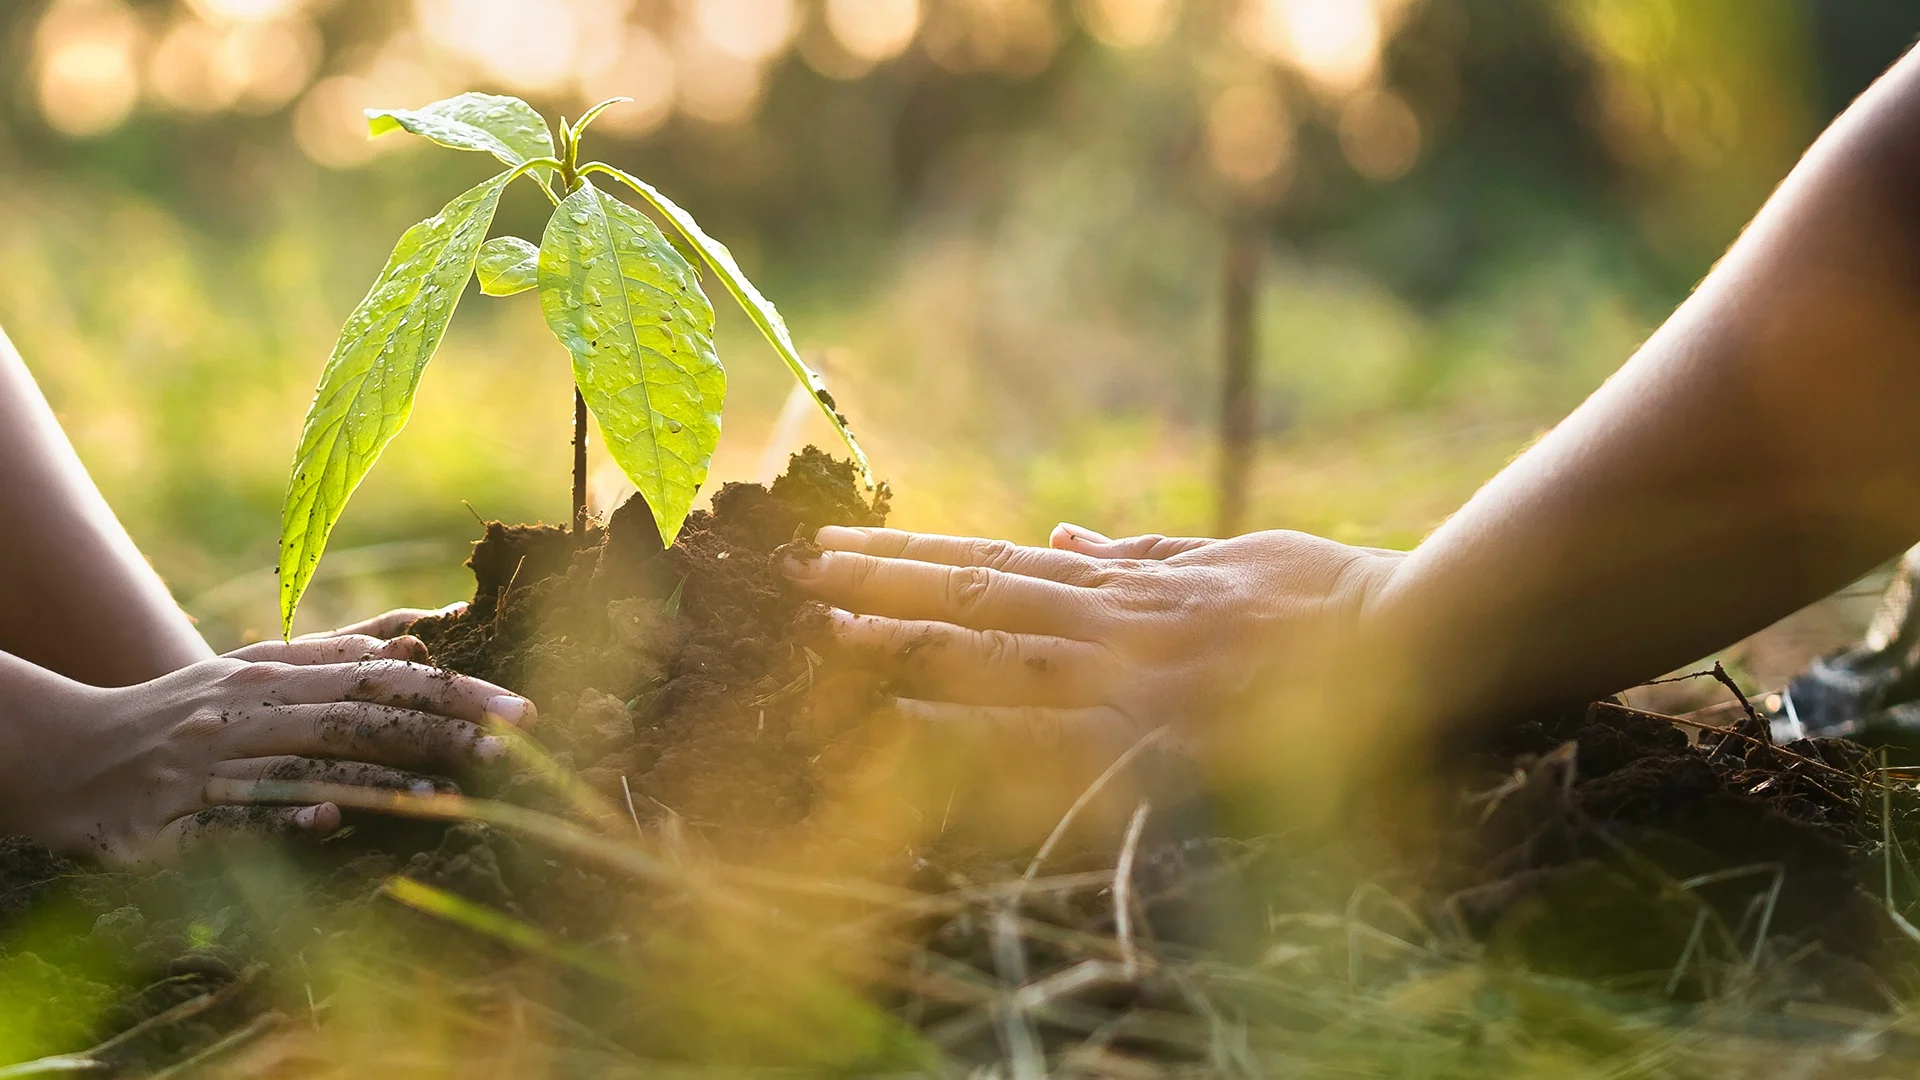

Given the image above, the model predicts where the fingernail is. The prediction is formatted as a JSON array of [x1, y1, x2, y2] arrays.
[[485, 695, 535, 728], [1055, 522, 1104, 543], [475, 735, 508, 762], [294, 805, 319, 829], [782, 553, 822, 580], [436, 601, 469, 617], [409, 779, 437, 796]]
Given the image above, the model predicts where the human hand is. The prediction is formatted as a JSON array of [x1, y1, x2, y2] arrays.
[[290, 602, 468, 644], [11, 635, 532, 866], [782, 522, 1404, 747]]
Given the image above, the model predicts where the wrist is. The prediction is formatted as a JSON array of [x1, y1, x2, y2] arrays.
[[0, 651, 117, 850]]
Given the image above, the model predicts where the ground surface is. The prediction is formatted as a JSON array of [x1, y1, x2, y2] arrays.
[[5, 452, 1920, 1076]]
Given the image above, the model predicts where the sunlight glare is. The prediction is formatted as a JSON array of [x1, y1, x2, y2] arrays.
[[186, 0, 304, 23], [577, 27, 677, 136], [294, 75, 381, 168], [694, 0, 799, 62], [826, 0, 922, 63], [1240, 0, 1386, 95], [1075, 0, 1177, 50], [33, 0, 142, 138], [415, 0, 581, 91], [674, 31, 767, 125], [1207, 82, 1293, 187]]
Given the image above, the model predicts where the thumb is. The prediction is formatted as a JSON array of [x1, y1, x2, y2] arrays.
[[1050, 524, 1215, 560]]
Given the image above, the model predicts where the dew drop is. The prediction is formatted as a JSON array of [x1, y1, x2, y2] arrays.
[[666, 419, 683, 433]]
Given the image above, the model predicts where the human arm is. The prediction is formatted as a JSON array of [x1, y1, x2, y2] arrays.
[[0, 325, 214, 684], [0, 637, 534, 864], [781, 47, 1920, 760]]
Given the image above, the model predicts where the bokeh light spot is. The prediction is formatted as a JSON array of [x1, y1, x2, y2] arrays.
[[826, 0, 922, 63], [1075, 0, 1177, 50], [695, 0, 799, 63], [293, 75, 381, 168], [1338, 88, 1421, 181], [33, 0, 143, 139], [577, 28, 677, 137], [1207, 82, 1293, 189], [1239, 0, 1386, 95]]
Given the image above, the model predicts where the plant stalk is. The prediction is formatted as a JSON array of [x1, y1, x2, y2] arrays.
[[572, 387, 589, 539]]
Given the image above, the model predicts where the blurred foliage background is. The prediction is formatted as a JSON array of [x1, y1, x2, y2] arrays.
[[2, 0, 1917, 646]]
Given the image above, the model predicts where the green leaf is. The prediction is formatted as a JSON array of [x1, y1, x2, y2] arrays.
[[569, 96, 632, 143], [367, 92, 555, 177], [580, 163, 870, 484], [278, 172, 510, 636], [538, 179, 724, 547], [476, 236, 539, 296]]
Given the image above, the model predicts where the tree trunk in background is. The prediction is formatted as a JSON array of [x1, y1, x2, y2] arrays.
[[1216, 227, 1261, 537]]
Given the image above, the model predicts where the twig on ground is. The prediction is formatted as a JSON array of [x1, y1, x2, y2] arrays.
[[1114, 801, 1151, 978], [1591, 701, 1865, 788], [146, 1011, 285, 1080]]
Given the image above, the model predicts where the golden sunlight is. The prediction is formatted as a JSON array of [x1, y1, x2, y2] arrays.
[[33, 0, 143, 138]]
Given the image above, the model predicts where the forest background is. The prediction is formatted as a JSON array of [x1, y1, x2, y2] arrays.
[[4, 0, 1914, 648]]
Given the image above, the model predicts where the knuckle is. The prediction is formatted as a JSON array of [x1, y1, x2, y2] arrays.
[[978, 628, 1018, 669], [945, 566, 993, 614], [971, 538, 1016, 567], [176, 705, 235, 739], [220, 660, 291, 690]]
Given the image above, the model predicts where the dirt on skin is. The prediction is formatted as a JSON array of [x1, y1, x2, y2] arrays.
[[6, 450, 1920, 1068]]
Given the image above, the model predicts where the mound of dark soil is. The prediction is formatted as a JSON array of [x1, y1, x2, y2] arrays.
[[408, 445, 889, 847]]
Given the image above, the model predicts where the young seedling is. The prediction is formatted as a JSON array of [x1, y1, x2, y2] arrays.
[[277, 92, 868, 636]]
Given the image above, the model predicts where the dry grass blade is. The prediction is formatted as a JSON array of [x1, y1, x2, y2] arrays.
[[1024, 726, 1170, 884], [991, 906, 1046, 1080], [1115, 801, 1151, 977]]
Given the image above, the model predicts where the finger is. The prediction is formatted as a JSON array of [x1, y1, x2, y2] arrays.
[[211, 756, 456, 797], [827, 609, 1111, 707], [223, 702, 506, 769], [226, 634, 428, 665], [894, 698, 1138, 748], [259, 659, 536, 729], [155, 802, 340, 862], [784, 551, 1095, 635], [1050, 525, 1214, 561], [816, 527, 1106, 585], [315, 603, 466, 640]]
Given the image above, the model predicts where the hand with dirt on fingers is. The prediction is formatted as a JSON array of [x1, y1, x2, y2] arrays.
[[0, 628, 534, 866], [781, 522, 1404, 755]]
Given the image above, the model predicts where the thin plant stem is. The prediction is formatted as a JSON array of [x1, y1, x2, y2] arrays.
[[572, 386, 589, 538]]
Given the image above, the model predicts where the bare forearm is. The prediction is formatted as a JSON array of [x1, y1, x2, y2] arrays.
[[1369, 48, 1920, 726], [0, 327, 213, 685]]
